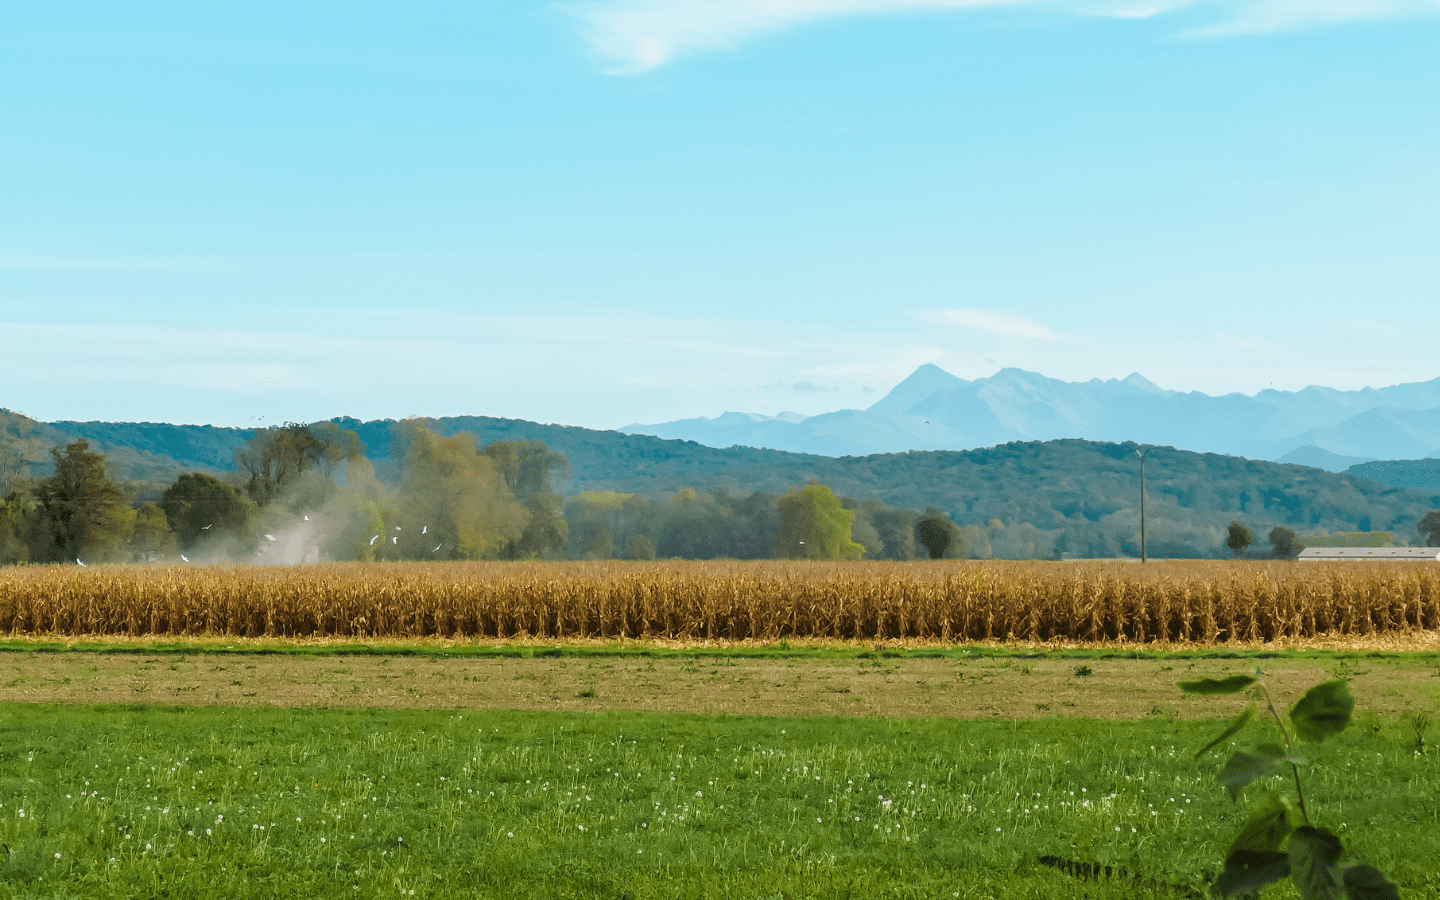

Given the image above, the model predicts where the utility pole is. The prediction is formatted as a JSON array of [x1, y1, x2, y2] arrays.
[[1135, 447, 1149, 563]]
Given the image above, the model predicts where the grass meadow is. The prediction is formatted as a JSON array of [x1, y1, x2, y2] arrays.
[[1, 703, 1437, 899]]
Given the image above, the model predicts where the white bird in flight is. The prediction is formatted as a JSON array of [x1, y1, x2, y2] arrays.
[[391, 536, 398, 544], [369, 535, 379, 546], [421, 525, 428, 535], [264, 534, 276, 542], [76, 558, 86, 567], [180, 554, 189, 562], [202, 524, 212, 530], [432, 543, 441, 553]]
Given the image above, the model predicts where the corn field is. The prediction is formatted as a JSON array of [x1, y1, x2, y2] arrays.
[[0, 561, 1438, 645]]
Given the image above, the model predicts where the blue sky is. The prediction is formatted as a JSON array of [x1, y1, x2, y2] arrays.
[[3, 1, 1437, 430]]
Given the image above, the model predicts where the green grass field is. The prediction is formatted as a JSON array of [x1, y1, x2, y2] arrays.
[[1, 704, 1436, 898]]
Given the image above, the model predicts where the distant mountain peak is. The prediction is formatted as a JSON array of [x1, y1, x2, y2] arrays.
[[866, 363, 971, 414], [1121, 372, 1166, 394]]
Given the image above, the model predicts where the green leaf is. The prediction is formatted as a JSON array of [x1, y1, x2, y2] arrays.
[[1214, 850, 1291, 898], [1217, 742, 1305, 800], [1226, 792, 1303, 857], [1290, 681, 1354, 744], [1196, 703, 1257, 758], [1343, 865, 1400, 900], [1178, 675, 1257, 695], [1289, 826, 1346, 900]]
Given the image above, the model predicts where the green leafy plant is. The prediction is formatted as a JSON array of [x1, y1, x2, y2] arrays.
[[1403, 711, 1429, 755], [1179, 670, 1399, 900]]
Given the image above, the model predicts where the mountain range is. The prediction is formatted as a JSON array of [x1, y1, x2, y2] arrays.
[[622, 365, 1440, 468]]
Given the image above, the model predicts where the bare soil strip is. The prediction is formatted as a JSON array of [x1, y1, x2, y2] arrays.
[[1, 653, 1435, 720]]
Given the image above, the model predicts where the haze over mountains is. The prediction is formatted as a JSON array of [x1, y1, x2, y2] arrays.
[[622, 365, 1440, 468]]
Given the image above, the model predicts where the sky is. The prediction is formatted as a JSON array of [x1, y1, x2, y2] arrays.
[[2, 1, 1438, 430]]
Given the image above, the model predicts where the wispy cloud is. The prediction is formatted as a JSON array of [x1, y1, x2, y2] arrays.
[[566, 0, 1440, 72], [567, 0, 1032, 73], [921, 308, 1059, 340]]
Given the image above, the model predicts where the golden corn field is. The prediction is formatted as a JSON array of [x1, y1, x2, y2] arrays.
[[1, 560, 1439, 646]]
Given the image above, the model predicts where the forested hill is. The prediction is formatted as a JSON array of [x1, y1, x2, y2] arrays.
[[5, 409, 1438, 556]]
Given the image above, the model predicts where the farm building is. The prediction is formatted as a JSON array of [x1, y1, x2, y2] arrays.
[[1298, 547, 1440, 561]]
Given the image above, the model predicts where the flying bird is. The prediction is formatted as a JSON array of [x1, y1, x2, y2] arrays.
[[421, 525, 428, 535], [369, 535, 379, 546], [202, 524, 213, 530], [264, 534, 276, 542], [394, 526, 401, 531], [432, 543, 442, 553], [76, 558, 86, 567], [391, 536, 398, 544], [304, 515, 310, 521], [180, 554, 189, 562]]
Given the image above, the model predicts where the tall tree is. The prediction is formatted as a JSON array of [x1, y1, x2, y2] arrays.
[[1226, 520, 1253, 558], [1419, 511, 1440, 548], [234, 422, 360, 507], [483, 439, 569, 559], [394, 423, 529, 560], [130, 502, 177, 561], [33, 439, 132, 563], [160, 473, 256, 550], [914, 509, 960, 560], [773, 482, 863, 560], [1268, 525, 1301, 559]]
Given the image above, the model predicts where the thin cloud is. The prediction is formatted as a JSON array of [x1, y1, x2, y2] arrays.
[[922, 309, 1059, 340], [1185, 0, 1440, 35], [567, 0, 1440, 72], [567, 0, 1030, 73]]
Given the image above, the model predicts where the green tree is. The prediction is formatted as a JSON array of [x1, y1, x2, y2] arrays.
[[235, 422, 359, 508], [160, 473, 256, 550], [0, 494, 34, 565], [130, 502, 177, 561], [33, 439, 132, 563], [1268, 525, 1302, 559], [870, 506, 919, 560], [394, 424, 529, 560], [1226, 520, 1253, 558], [583, 527, 615, 560], [623, 534, 657, 561], [483, 439, 569, 559], [773, 482, 863, 560], [1419, 511, 1440, 548], [914, 509, 960, 560]]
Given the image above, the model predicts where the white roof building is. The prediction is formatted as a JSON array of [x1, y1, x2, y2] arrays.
[[1298, 547, 1440, 561]]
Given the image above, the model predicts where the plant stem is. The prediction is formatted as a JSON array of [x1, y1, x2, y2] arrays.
[[1258, 680, 1309, 823]]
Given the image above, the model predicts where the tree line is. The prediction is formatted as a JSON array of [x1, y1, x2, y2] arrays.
[[0, 421, 971, 566], [5, 420, 1439, 567]]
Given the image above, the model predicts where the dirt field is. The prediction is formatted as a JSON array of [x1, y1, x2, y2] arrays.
[[1, 651, 1436, 720]]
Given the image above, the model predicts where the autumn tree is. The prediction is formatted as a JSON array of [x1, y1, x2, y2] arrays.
[[483, 439, 569, 559], [773, 482, 863, 560], [33, 439, 132, 563], [393, 423, 529, 560]]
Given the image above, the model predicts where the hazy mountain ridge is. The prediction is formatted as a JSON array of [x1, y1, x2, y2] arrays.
[[621, 365, 1440, 463]]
